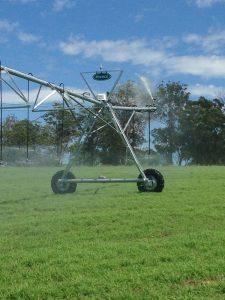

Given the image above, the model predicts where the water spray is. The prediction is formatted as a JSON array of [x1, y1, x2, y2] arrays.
[[139, 75, 155, 104]]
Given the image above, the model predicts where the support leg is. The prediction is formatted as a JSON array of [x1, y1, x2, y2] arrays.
[[106, 103, 147, 181]]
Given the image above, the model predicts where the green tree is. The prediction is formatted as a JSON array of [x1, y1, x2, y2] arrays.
[[153, 82, 190, 164], [179, 97, 225, 165], [3, 115, 41, 149], [43, 103, 81, 157]]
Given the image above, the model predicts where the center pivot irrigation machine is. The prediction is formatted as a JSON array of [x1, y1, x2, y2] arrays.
[[0, 64, 164, 194]]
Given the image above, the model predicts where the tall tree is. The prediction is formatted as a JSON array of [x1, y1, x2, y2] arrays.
[[179, 97, 225, 164], [43, 103, 81, 157], [3, 115, 41, 149], [153, 82, 190, 164]]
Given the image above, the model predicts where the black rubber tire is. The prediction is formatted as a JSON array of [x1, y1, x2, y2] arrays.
[[51, 170, 77, 194], [137, 169, 164, 192]]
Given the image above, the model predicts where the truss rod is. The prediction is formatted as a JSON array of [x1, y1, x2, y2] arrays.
[[68, 94, 119, 134], [59, 178, 146, 183], [123, 111, 135, 133], [0, 77, 27, 103], [111, 105, 156, 112], [0, 105, 30, 110], [0, 66, 157, 112], [91, 123, 111, 134], [106, 102, 147, 180], [0, 66, 101, 106], [4, 68, 27, 101]]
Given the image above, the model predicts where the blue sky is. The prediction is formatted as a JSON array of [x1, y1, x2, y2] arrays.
[[1, 0, 225, 99]]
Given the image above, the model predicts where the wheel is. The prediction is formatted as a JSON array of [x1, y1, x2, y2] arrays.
[[51, 170, 77, 194], [137, 169, 164, 192]]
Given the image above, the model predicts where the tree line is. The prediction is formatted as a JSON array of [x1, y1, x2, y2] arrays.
[[153, 82, 225, 165], [2, 81, 225, 165]]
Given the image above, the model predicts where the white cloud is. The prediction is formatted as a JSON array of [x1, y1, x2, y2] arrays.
[[189, 83, 225, 98], [164, 55, 225, 77], [17, 31, 40, 43], [59, 37, 225, 78], [191, 0, 225, 7], [0, 20, 18, 32], [0, 19, 42, 46], [183, 30, 225, 54], [53, 0, 75, 12], [0, 19, 18, 43], [0, 87, 41, 105], [60, 38, 166, 66]]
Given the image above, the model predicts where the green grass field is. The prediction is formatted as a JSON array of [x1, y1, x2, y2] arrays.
[[0, 165, 225, 299]]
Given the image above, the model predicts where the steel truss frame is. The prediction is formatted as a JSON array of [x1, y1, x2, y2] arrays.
[[0, 63, 32, 162], [0, 64, 160, 192]]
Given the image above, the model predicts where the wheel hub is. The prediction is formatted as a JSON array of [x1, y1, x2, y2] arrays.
[[57, 180, 70, 192], [144, 177, 157, 191], [51, 170, 77, 194]]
